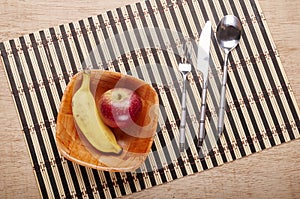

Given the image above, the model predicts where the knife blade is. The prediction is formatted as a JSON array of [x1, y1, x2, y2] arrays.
[[197, 21, 212, 147]]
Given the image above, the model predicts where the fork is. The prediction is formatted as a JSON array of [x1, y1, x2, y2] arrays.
[[178, 49, 192, 153]]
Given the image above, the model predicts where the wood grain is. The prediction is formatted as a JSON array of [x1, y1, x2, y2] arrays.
[[0, 0, 299, 198]]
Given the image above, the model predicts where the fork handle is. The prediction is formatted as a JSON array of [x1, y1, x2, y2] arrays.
[[179, 75, 187, 152]]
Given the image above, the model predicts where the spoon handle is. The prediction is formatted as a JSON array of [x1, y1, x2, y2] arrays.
[[218, 52, 229, 136]]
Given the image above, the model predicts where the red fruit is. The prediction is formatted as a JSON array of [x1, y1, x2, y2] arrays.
[[98, 88, 142, 128]]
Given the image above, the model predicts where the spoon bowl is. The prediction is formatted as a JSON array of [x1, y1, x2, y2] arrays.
[[216, 15, 242, 136], [216, 15, 242, 53]]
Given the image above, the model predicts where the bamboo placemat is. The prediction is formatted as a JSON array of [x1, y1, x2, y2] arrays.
[[1, 0, 299, 198]]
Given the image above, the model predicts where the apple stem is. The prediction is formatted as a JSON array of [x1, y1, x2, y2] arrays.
[[117, 94, 122, 100]]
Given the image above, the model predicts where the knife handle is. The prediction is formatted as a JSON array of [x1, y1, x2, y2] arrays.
[[198, 81, 208, 147]]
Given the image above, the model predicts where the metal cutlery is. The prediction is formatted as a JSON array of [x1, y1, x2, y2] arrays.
[[197, 21, 212, 147], [216, 15, 242, 136], [178, 46, 192, 152]]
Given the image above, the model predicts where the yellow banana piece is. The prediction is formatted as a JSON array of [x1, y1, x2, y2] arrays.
[[72, 71, 122, 154]]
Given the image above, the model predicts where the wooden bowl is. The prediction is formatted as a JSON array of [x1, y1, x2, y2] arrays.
[[56, 70, 159, 172]]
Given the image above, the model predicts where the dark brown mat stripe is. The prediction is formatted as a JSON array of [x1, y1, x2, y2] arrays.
[[0, 0, 299, 198]]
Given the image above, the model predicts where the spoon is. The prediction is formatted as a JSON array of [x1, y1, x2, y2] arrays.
[[216, 15, 242, 136]]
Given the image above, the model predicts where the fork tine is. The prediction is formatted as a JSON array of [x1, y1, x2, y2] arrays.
[[182, 38, 194, 64]]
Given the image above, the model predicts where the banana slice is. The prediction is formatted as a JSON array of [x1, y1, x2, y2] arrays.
[[72, 71, 122, 154]]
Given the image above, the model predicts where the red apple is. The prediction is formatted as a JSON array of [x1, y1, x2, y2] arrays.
[[97, 88, 142, 128]]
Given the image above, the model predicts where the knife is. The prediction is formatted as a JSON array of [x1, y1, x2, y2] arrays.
[[197, 21, 212, 147]]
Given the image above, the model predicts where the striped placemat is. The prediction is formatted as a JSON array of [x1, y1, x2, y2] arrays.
[[1, 0, 299, 198]]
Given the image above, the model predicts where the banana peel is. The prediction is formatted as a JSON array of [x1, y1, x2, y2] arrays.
[[72, 71, 122, 154]]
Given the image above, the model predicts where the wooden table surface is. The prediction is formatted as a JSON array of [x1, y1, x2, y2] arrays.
[[0, 0, 299, 198]]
